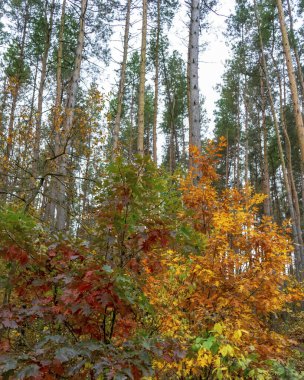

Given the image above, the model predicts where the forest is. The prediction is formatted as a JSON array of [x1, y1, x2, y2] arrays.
[[0, 0, 304, 378]]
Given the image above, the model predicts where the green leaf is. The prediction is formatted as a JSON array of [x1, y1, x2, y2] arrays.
[[0, 358, 17, 374], [55, 347, 79, 363], [202, 336, 216, 350], [16, 364, 40, 379], [102, 264, 113, 273]]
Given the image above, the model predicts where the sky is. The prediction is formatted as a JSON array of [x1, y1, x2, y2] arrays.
[[198, 1, 235, 132]]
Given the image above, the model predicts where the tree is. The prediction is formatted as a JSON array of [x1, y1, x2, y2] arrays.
[[254, 0, 304, 280], [161, 49, 187, 172], [188, 0, 201, 168], [137, 0, 148, 155], [0, 142, 301, 379], [276, 0, 304, 164], [112, 0, 132, 154]]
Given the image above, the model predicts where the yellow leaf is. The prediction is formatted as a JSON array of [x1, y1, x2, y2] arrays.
[[213, 322, 224, 335], [233, 329, 243, 341], [219, 344, 234, 357]]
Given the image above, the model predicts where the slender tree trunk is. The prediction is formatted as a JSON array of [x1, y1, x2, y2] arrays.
[[243, 77, 249, 185], [45, 0, 66, 224], [113, 0, 131, 154], [175, 126, 179, 163], [236, 87, 241, 188], [254, 0, 303, 279], [286, 0, 304, 111], [275, 57, 303, 248], [4, 0, 29, 169], [188, 0, 201, 169], [169, 97, 176, 173], [77, 134, 91, 236], [286, 0, 304, 215], [55, 0, 88, 230], [181, 121, 186, 164], [271, 158, 282, 223], [22, 59, 39, 177], [28, 59, 39, 133], [128, 80, 135, 160], [137, 0, 147, 156], [225, 131, 229, 187], [5, 87, 19, 164], [0, 77, 7, 126], [1, 0, 30, 203], [260, 61, 271, 216], [34, 0, 55, 172], [152, 0, 161, 163], [187, 28, 192, 154], [276, 0, 304, 163], [161, 47, 177, 172], [0, 78, 8, 154]]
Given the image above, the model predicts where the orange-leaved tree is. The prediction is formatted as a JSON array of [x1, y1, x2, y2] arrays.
[[143, 140, 302, 379]]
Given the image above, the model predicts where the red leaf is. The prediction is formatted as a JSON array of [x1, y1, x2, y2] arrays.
[[2, 245, 29, 265], [131, 365, 142, 380], [0, 338, 10, 352]]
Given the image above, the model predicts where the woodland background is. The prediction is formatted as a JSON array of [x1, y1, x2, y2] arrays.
[[0, 0, 304, 378]]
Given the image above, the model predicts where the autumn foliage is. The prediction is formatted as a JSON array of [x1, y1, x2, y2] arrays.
[[0, 141, 303, 379]]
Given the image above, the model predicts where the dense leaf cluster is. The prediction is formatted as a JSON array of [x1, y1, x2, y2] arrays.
[[0, 143, 303, 379]]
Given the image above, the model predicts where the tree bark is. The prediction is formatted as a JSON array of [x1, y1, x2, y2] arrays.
[[34, 0, 55, 173], [152, 0, 161, 164], [113, 0, 131, 154], [188, 0, 201, 169], [259, 60, 271, 216], [55, 0, 88, 230], [244, 86, 249, 185], [286, 0, 304, 216], [45, 0, 66, 224], [254, 0, 303, 279], [0, 78, 8, 144], [3, 0, 30, 194], [276, 0, 304, 164], [274, 56, 303, 256], [137, 0, 148, 156]]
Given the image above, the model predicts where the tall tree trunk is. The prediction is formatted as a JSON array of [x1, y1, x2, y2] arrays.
[[169, 97, 176, 173], [28, 58, 39, 135], [152, 0, 161, 163], [137, 0, 148, 156], [225, 131, 229, 187], [161, 47, 177, 172], [45, 0, 66, 224], [25, 0, 56, 213], [254, 0, 303, 279], [55, 0, 88, 230], [128, 80, 135, 160], [286, 0, 304, 216], [259, 60, 271, 216], [113, 0, 131, 154], [276, 0, 304, 163], [187, 27, 193, 154], [5, 87, 19, 165], [275, 57, 303, 250], [3, 0, 30, 194], [236, 86, 241, 188], [34, 0, 55, 173], [243, 74, 250, 185], [188, 0, 201, 169], [283, 68, 304, 262], [0, 78, 8, 148]]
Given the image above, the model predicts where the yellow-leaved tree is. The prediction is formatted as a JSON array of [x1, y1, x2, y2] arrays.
[[143, 140, 302, 379]]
